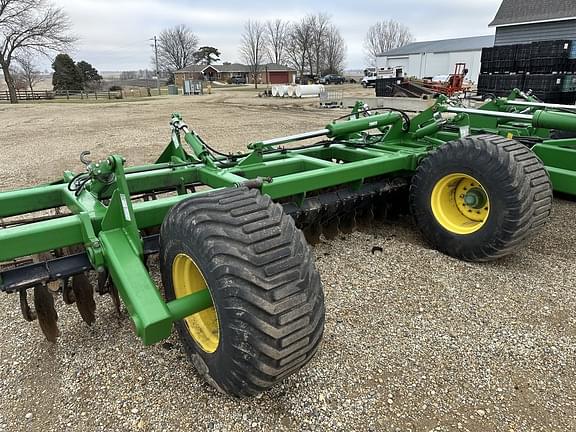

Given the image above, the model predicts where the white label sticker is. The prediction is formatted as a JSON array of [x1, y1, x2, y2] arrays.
[[557, 78, 562, 85], [368, 121, 378, 127], [564, 43, 569, 50], [120, 194, 131, 222], [459, 125, 470, 138]]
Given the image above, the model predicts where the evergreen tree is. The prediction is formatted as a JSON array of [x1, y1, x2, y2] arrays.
[[194, 46, 221, 65], [76, 60, 102, 86], [52, 53, 83, 91]]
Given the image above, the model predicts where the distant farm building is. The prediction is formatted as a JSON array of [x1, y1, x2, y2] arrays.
[[490, 0, 576, 45], [376, 35, 495, 82], [174, 63, 296, 86]]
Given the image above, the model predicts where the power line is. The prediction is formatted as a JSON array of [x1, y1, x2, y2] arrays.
[[150, 36, 160, 93]]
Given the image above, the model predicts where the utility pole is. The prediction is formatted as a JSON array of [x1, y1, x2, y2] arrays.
[[152, 36, 160, 95]]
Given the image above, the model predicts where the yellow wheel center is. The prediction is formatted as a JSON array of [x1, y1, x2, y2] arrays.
[[430, 173, 490, 235], [172, 254, 219, 353]]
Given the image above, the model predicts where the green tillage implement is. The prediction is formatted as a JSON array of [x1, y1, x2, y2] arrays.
[[0, 103, 574, 396], [410, 92, 576, 196]]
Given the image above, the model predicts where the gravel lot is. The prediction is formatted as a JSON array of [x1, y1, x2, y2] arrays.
[[0, 90, 575, 431]]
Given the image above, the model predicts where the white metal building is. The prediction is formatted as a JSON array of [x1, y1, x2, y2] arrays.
[[376, 35, 495, 83]]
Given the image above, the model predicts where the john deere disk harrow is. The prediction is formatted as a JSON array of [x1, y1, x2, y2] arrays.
[[1, 99, 575, 396]]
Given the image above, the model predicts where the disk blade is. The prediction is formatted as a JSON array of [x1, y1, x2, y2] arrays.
[[33, 284, 60, 342]]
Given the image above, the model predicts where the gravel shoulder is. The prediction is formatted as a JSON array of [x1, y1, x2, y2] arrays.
[[0, 92, 575, 432]]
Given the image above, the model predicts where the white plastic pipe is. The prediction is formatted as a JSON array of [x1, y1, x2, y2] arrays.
[[295, 84, 325, 98]]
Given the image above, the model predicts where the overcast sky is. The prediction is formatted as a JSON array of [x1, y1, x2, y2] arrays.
[[51, 0, 503, 71]]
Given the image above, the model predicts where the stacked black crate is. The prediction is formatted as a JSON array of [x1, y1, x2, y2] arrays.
[[480, 47, 494, 77], [515, 44, 532, 73], [494, 45, 516, 74], [526, 40, 573, 103], [478, 40, 576, 103], [566, 43, 576, 103], [478, 44, 526, 97]]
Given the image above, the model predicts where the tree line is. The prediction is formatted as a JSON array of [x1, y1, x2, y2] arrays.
[[157, 16, 413, 89], [1, 0, 415, 102], [239, 14, 346, 88]]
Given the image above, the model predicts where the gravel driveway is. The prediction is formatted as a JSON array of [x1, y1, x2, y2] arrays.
[[0, 92, 575, 431]]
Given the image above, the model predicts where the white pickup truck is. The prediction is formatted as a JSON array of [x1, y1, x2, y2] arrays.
[[361, 67, 404, 88]]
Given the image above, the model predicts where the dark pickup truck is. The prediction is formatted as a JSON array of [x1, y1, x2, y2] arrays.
[[319, 74, 345, 85]]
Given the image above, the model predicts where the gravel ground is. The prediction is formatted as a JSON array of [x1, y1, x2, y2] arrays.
[[0, 91, 575, 431]]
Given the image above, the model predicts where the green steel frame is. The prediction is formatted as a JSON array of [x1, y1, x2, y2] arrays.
[[1, 100, 576, 345]]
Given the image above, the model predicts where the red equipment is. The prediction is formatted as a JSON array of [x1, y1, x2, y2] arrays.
[[425, 63, 469, 96]]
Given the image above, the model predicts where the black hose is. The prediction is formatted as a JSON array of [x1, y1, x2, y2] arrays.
[[67, 172, 89, 192]]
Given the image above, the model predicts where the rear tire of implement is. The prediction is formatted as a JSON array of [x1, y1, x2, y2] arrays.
[[160, 187, 325, 397], [409, 134, 553, 262]]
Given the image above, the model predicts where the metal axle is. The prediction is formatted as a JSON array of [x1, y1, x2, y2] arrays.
[[260, 129, 330, 147], [445, 106, 534, 121], [505, 100, 576, 111]]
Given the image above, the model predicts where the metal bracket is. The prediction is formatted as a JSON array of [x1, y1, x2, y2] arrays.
[[100, 155, 143, 257]]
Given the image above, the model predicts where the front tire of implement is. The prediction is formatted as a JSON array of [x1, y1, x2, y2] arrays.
[[160, 187, 325, 397], [410, 134, 553, 261]]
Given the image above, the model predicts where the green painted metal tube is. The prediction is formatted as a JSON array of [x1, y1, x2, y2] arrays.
[[230, 158, 305, 178], [326, 112, 401, 137], [166, 289, 212, 321], [532, 143, 576, 195], [412, 121, 443, 139], [286, 153, 335, 167], [0, 184, 63, 218], [262, 151, 413, 198], [99, 229, 172, 345], [0, 216, 84, 262], [0, 193, 205, 262], [545, 167, 576, 195], [125, 167, 199, 194], [532, 110, 576, 132], [199, 169, 249, 188]]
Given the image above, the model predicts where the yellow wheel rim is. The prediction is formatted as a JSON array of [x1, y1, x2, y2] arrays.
[[430, 173, 490, 235], [172, 253, 219, 353]]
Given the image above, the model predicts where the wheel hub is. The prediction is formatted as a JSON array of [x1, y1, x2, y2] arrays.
[[431, 173, 491, 234], [463, 188, 487, 209]]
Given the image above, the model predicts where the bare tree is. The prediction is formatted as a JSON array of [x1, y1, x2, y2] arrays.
[[8, 65, 26, 90], [265, 19, 288, 65], [308, 13, 331, 78], [239, 20, 266, 89], [0, 0, 75, 103], [157, 25, 199, 73], [285, 18, 314, 82], [364, 20, 413, 66], [324, 24, 346, 75], [16, 52, 41, 92]]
